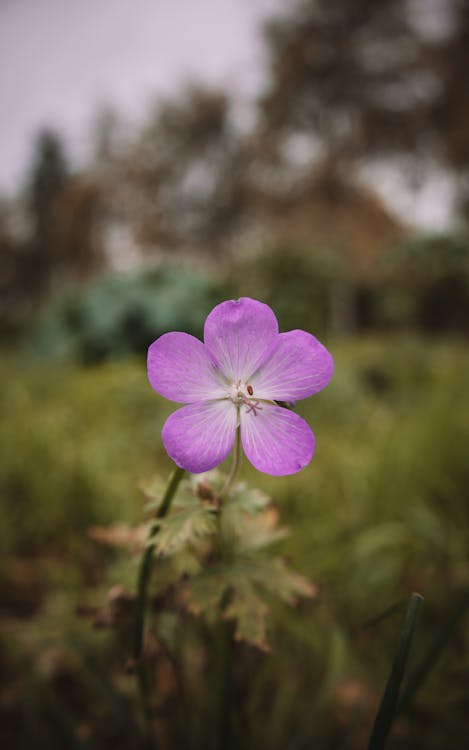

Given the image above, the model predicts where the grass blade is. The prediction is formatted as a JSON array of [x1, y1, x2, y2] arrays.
[[399, 588, 469, 712], [367, 592, 424, 750]]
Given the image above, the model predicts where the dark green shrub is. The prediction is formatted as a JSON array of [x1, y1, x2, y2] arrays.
[[25, 265, 221, 364]]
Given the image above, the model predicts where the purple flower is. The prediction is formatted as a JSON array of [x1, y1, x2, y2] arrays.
[[147, 297, 333, 476]]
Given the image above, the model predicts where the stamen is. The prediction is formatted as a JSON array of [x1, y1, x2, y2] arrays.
[[228, 380, 262, 415], [244, 397, 262, 416]]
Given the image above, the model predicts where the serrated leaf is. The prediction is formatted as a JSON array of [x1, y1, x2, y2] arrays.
[[150, 505, 217, 556], [223, 501, 289, 554], [139, 474, 201, 513], [260, 557, 318, 604], [227, 556, 317, 605], [181, 569, 228, 618], [223, 584, 271, 652], [228, 482, 271, 514], [236, 507, 290, 552]]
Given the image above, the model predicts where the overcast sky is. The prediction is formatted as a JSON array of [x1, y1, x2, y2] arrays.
[[0, 0, 456, 228], [0, 0, 280, 193]]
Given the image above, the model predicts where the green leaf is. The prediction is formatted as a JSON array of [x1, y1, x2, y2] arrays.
[[228, 482, 272, 514], [182, 553, 316, 651], [223, 583, 271, 653], [236, 515, 290, 552], [150, 505, 217, 556], [271, 558, 318, 603], [182, 570, 228, 618], [250, 556, 318, 604]]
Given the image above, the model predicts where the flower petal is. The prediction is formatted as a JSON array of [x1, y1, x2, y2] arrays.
[[240, 403, 315, 476], [162, 400, 237, 473], [250, 330, 334, 402], [148, 332, 227, 403], [204, 297, 279, 382]]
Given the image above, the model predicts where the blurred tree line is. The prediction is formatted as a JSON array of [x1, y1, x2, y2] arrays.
[[1, 0, 469, 353]]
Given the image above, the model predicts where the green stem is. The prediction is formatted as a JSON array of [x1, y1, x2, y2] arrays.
[[133, 464, 185, 745], [213, 617, 232, 750], [134, 465, 185, 660], [211, 433, 241, 749], [220, 428, 241, 500]]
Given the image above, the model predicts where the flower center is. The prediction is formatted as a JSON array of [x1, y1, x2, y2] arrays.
[[228, 379, 262, 416]]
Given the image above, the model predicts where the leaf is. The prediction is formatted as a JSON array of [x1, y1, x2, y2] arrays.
[[222, 487, 291, 554], [234, 506, 290, 552], [181, 553, 316, 652], [240, 556, 318, 604], [139, 473, 194, 513], [266, 558, 318, 604], [150, 505, 217, 556], [223, 584, 271, 653], [228, 482, 272, 514], [367, 592, 424, 750], [181, 569, 228, 618], [399, 588, 469, 711]]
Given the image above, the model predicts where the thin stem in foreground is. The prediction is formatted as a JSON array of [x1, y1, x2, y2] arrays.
[[133, 464, 185, 748], [220, 427, 242, 500], [133, 465, 185, 661]]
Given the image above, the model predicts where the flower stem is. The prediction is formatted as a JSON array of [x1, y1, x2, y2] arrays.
[[134, 464, 185, 658], [213, 434, 240, 749], [220, 428, 241, 500], [213, 615, 232, 750], [133, 464, 185, 744]]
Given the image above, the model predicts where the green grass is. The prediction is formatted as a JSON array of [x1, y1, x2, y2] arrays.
[[1, 336, 469, 749]]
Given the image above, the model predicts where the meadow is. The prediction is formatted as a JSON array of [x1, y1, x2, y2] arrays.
[[1, 335, 468, 749]]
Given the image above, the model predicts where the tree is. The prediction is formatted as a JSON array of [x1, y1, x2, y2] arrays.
[[259, 0, 468, 211], [25, 129, 105, 293], [119, 85, 250, 254], [25, 129, 70, 294]]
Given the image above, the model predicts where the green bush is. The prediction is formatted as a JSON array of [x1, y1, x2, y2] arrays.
[[379, 232, 469, 332], [25, 265, 221, 364], [226, 243, 349, 336]]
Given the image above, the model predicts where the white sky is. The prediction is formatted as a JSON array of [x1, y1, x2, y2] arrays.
[[0, 0, 457, 229], [0, 0, 279, 192]]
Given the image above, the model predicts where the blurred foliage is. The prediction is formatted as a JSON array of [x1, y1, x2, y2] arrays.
[[17, 229, 469, 373], [117, 85, 249, 253], [0, 351, 188, 560], [378, 232, 469, 331], [125, 471, 315, 653], [2, 1, 469, 347], [227, 243, 346, 337], [226, 233, 469, 338], [1, 338, 469, 748], [25, 265, 221, 364], [261, 0, 469, 208], [1, 130, 105, 337]]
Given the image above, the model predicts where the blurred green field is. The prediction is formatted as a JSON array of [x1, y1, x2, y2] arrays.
[[1, 337, 469, 749]]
